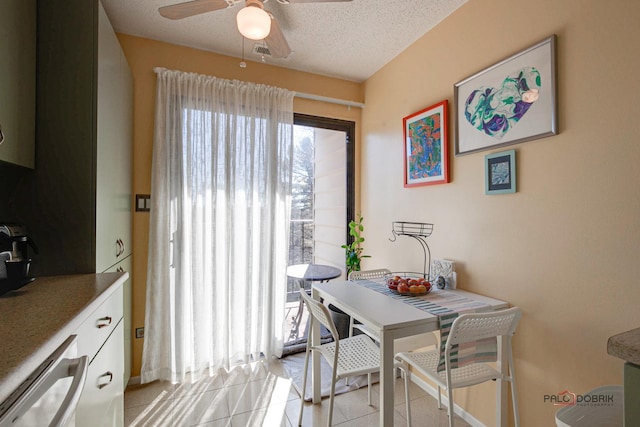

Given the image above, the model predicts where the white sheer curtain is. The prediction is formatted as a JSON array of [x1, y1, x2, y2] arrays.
[[142, 68, 294, 384]]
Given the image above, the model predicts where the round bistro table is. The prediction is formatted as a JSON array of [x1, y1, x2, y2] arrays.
[[286, 263, 342, 283], [286, 263, 342, 340]]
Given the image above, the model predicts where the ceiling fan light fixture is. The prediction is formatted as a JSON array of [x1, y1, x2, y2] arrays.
[[236, 5, 271, 40]]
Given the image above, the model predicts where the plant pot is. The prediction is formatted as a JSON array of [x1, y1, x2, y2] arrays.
[[328, 304, 350, 339]]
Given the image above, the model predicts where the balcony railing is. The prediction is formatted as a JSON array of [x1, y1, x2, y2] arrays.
[[287, 219, 313, 301]]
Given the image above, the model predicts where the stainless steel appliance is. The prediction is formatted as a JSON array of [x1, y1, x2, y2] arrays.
[[0, 224, 38, 295], [0, 336, 88, 427]]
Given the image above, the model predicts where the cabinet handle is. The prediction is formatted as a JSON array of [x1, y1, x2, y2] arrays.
[[97, 371, 113, 389], [96, 316, 112, 328], [116, 266, 124, 273], [115, 238, 125, 257], [0, 124, 4, 145]]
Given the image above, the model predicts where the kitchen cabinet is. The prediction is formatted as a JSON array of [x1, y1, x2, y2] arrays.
[[77, 321, 125, 426], [96, 1, 133, 274], [0, 0, 36, 169], [93, 1, 134, 386], [105, 255, 132, 386], [11, 0, 133, 392], [0, 273, 127, 424], [24, 0, 132, 277], [75, 285, 124, 427]]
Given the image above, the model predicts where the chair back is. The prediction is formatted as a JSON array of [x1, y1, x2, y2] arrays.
[[446, 307, 521, 348], [299, 289, 340, 341], [348, 268, 391, 281]]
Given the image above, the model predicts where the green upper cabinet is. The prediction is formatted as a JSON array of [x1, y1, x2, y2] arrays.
[[0, 0, 36, 169]]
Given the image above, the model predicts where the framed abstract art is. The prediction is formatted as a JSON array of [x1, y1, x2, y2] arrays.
[[455, 35, 557, 155], [485, 150, 516, 195], [403, 100, 449, 187]]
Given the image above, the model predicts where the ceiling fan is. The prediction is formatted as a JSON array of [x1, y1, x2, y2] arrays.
[[159, 0, 352, 59]]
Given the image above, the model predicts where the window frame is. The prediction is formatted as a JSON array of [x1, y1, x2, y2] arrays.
[[293, 113, 356, 244]]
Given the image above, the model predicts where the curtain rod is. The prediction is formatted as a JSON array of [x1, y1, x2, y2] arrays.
[[294, 91, 365, 109]]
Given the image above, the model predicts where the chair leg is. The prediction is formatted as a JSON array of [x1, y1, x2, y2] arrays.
[[508, 347, 520, 427], [367, 373, 372, 406], [402, 367, 412, 427], [437, 385, 442, 409], [298, 346, 312, 426], [447, 387, 454, 427], [345, 318, 355, 387], [327, 367, 339, 427]]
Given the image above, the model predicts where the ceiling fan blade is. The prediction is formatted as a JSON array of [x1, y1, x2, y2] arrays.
[[264, 18, 292, 59], [159, 0, 233, 20], [278, 0, 352, 3]]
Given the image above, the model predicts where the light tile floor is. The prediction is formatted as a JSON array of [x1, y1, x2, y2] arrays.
[[124, 359, 471, 426], [125, 298, 471, 426]]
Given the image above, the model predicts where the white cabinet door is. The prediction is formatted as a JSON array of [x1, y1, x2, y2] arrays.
[[76, 321, 124, 427], [105, 257, 132, 387], [95, 2, 133, 273], [75, 285, 124, 364], [0, 0, 36, 168]]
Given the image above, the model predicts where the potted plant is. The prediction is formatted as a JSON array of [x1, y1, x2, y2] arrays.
[[341, 213, 370, 277], [330, 214, 371, 338]]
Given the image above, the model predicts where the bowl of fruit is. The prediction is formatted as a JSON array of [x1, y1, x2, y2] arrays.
[[386, 273, 432, 296]]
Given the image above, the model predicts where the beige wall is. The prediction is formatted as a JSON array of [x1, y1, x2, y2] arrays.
[[362, 0, 640, 425], [119, 0, 640, 423], [116, 34, 363, 377]]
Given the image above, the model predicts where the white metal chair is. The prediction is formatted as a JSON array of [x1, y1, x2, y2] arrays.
[[395, 307, 522, 427], [347, 268, 391, 281], [297, 289, 383, 427]]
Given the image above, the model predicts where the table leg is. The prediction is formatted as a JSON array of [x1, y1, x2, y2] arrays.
[[311, 287, 322, 404], [380, 329, 395, 427], [496, 335, 508, 426], [290, 278, 309, 340], [289, 297, 304, 340]]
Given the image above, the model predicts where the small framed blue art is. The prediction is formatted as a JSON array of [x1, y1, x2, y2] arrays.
[[485, 150, 516, 195], [455, 35, 557, 155]]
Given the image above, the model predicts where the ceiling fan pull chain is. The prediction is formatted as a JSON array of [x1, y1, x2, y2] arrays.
[[240, 36, 247, 68]]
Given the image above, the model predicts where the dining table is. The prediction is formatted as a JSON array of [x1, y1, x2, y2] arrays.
[[311, 278, 509, 427]]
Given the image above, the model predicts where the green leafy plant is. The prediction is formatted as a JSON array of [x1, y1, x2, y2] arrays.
[[341, 214, 371, 275]]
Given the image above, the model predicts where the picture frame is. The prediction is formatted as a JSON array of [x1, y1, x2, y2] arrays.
[[455, 35, 557, 156], [403, 100, 449, 187], [485, 150, 516, 195]]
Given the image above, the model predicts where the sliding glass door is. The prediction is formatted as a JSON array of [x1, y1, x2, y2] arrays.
[[284, 114, 355, 348], [288, 114, 355, 276]]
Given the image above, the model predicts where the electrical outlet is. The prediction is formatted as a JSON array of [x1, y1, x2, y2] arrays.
[[135, 327, 144, 339]]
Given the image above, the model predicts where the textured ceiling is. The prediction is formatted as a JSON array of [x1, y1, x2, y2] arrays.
[[101, 0, 467, 83]]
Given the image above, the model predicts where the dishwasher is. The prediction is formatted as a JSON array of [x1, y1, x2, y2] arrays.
[[0, 336, 88, 427]]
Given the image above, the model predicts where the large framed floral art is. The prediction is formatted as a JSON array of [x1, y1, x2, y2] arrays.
[[455, 35, 558, 155]]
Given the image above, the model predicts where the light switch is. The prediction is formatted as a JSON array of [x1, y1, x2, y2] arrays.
[[135, 194, 151, 212]]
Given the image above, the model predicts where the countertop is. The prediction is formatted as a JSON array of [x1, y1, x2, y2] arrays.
[[0, 272, 128, 403], [608, 327, 640, 365]]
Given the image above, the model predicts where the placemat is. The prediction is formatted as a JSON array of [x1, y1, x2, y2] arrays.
[[352, 279, 497, 371]]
